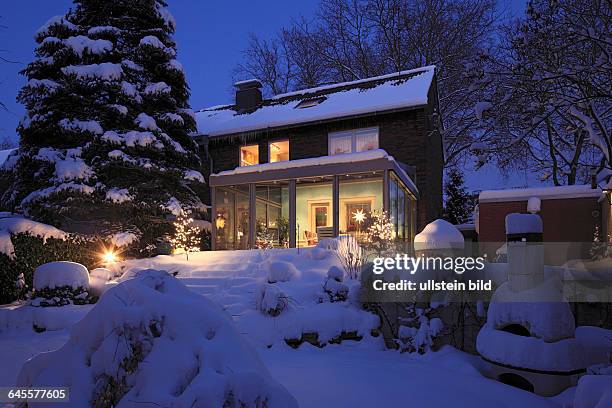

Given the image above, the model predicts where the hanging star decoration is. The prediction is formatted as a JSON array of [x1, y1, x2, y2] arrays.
[[352, 209, 367, 224]]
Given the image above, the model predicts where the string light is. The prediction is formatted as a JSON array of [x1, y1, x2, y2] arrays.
[[170, 209, 201, 261]]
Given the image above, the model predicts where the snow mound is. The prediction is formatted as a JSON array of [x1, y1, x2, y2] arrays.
[[414, 219, 464, 250], [310, 247, 328, 260], [574, 375, 612, 408], [89, 268, 115, 296], [505, 213, 543, 235], [477, 327, 586, 372], [17, 269, 298, 408], [33, 261, 89, 290], [266, 261, 301, 283]]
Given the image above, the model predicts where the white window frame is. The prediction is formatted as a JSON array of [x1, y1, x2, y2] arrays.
[[328, 127, 379, 155]]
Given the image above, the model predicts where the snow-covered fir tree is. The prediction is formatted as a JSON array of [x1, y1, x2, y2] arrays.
[[4, 0, 206, 249], [443, 168, 473, 225]]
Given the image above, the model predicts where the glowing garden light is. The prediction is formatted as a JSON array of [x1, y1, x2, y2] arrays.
[[101, 250, 118, 264]]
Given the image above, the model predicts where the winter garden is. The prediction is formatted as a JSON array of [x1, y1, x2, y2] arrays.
[[0, 0, 611, 407]]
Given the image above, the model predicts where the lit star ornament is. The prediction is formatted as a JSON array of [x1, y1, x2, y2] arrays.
[[352, 209, 366, 224]]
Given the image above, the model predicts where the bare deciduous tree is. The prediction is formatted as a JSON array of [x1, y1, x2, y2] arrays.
[[478, 0, 611, 185], [233, 0, 499, 167]]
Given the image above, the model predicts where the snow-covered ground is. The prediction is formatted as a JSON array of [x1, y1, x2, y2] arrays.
[[0, 248, 590, 407]]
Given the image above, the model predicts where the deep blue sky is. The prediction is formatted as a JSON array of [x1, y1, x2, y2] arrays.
[[0, 0, 529, 191]]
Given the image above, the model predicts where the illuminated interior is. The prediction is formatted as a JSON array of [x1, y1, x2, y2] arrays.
[[269, 140, 289, 163], [240, 144, 259, 166]]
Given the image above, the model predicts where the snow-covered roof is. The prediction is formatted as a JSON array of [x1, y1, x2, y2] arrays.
[[214, 149, 392, 177], [211, 149, 418, 195], [479, 184, 603, 203], [196, 66, 435, 137]]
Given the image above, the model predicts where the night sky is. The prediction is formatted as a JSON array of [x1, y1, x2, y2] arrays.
[[0, 0, 530, 191]]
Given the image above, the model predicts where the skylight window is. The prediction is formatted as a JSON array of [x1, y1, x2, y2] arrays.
[[294, 96, 327, 109]]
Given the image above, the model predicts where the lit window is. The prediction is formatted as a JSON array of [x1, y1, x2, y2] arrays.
[[295, 96, 327, 109], [269, 140, 289, 163], [328, 127, 378, 155], [240, 144, 259, 166]]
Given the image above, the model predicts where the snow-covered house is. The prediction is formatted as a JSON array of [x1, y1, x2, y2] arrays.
[[193, 66, 443, 250]]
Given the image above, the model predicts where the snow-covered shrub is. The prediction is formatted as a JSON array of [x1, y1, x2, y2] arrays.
[[397, 306, 444, 354], [255, 284, 288, 316], [255, 225, 276, 250], [310, 247, 328, 260], [266, 261, 301, 283], [323, 278, 349, 302], [327, 265, 344, 282], [17, 269, 298, 407], [30, 261, 95, 307], [334, 235, 366, 279], [0, 232, 98, 304]]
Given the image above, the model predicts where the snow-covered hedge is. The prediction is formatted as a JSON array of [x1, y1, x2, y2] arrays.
[[0, 231, 98, 305], [17, 269, 298, 407]]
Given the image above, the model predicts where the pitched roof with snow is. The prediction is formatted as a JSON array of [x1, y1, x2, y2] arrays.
[[195, 66, 436, 137], [479, 185, 603, 203]]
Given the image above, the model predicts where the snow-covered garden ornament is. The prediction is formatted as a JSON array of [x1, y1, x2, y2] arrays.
[[477, 213, 586, 396]]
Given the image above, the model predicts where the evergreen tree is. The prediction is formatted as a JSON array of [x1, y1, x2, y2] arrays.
[[4, 0, 206, 249], [443, 168, 473, 225]]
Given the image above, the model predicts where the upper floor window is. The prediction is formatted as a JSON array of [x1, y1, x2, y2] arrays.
[[240, 144, 259, 166], [328, 127, 379, 156], [269, 140, 289, 163]]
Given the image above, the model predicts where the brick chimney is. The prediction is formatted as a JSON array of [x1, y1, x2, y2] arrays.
[[234, 79, 262, 112]]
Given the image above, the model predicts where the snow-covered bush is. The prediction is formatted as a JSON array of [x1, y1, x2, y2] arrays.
[[17, 269, 298, 407], [323, 278, 349, 302], [334, 235, 366, 279], [266, 261, 301, 283], [397, 306, 444, 354], [30, 261, 95, 307], [255, 284, 288, 316], [327, 265, 344, 282]]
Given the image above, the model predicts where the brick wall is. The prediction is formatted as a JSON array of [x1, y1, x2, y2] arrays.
[[478, 197, 602, 262], [204, 108, 443, 230]]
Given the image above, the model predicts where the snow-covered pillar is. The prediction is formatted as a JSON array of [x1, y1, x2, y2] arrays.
[[211, 187, 217, 251], [333, 176, 340, 237], [505, 213, 544, 292], [248, 184, 256, 249]]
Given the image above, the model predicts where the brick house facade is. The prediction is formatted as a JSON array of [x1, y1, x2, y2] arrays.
[[195, 66, 443, 239]]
